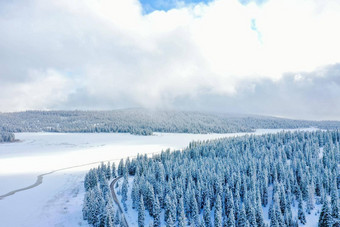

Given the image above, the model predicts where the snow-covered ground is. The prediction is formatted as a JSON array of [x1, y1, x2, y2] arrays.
[[0, 128, 317, 227]]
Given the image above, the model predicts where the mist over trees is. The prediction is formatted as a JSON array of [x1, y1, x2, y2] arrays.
[[1, 109, 340, 135], [83, 130, 340, 226]]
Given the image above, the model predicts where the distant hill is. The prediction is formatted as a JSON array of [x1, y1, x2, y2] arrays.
[[0, 109, 339, 135]]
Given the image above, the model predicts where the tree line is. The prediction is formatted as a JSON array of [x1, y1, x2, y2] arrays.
[[1, 109, 340, 135]]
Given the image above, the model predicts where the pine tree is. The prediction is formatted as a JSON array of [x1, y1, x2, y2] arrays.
[[225, 188, 234, 217], [255, 194, 265, 227], [118, 159, 124, 176], [166, 212, 175, 227], [262, 172, 269, 207], [112, 162, 117, 179], [306, 184, 315, 214], [153, 196, 161, 227], [269, 193, 282, 227], [319, 199, 333, 227], [235, 190, 242, 224], [284, 211, 293, 227], [178, 197, 186, 227], [248, 205, 257, 226], [238, 203, 247, 227], [298, 193, 306, 224], [125, 157, 131, 175], [122, 177, 128, 211], [226, 208, 236, 227], [105, 162, 112, 180], [82, 189, 92, 222], [270, 218, 280, 227], [104, 208, 114, 227], [138, 195, 145, 227], [331, 185, 340, 219], [92, 187, 105, 227], [146, 183, 155, 216], [214, 194, 222, 227], [190, 192, 199, 226], [164, 194, 173, 223], [203, 197, 211, 227], [270, 204, 277, 227], [131, 180, 139, 209], [114, 210, 120, 225]]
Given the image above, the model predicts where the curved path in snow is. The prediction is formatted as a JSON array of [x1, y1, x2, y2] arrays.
[[0, 159, 122, 200], [110, 176, 129, 227], [0, 150, 163, 200]]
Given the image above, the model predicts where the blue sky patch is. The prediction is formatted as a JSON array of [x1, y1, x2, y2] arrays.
[[139, 0, 268, 14], [139, 0, 213, 14], [239, 0, 268, 5]]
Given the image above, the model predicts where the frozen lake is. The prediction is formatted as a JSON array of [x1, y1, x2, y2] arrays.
[[0, 128, 317, 227]]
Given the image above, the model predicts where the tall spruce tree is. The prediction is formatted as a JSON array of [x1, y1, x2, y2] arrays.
[[153, 196, 161, 227], [138, 195, 145, 227], [227, 208, 236, 227], [331, 185, 340, 219], [122, 177, 128, 211], [112, 162, 117, 179], [214, 194, 222, 227], [319, 199, 333, 227], [203, 197, 211, 227], [190, 192, 200, 226], [118, 159, 124, 176], [178, 197, 186, 227], [238, 204, 247, 227], [298, 192, 306, 225], [166, 212, 175, 227]]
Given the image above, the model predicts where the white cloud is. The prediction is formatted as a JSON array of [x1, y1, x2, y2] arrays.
[[0, 0, 340, 118], [0, 69, 72, 111]]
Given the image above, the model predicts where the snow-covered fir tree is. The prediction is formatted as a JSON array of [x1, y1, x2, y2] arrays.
[[138, 195, 145, 227]]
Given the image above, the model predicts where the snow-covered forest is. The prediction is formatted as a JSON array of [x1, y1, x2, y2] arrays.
[[83, 130, 340, 226], [0, 132, 15, 143], [1, 110, 340, 135]]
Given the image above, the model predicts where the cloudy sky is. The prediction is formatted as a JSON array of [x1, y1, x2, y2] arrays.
[[1, 0, 340, 120]]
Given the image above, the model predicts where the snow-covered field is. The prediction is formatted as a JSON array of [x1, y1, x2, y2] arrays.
[[0, 128, 317, 227]]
